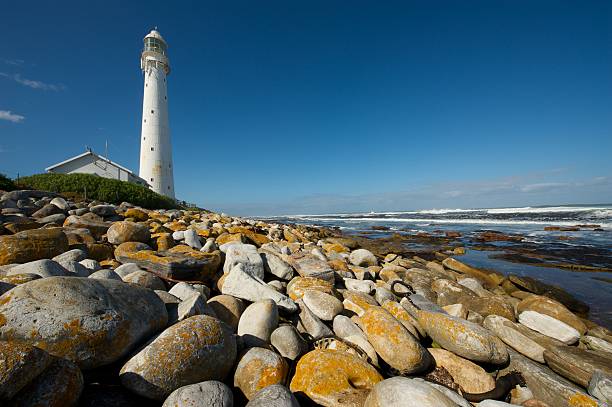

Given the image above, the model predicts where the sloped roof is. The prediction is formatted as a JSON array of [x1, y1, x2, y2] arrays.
[[45, 150, 147, 183]]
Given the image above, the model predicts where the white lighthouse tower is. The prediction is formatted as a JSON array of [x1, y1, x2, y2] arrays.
[[139, 28, 175, 198]]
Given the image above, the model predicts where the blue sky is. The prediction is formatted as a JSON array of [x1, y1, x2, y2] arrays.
[[1, 1, 611, 215]]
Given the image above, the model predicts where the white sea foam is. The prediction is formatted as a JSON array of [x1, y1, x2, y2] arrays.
[[486, 206, 611, 214]]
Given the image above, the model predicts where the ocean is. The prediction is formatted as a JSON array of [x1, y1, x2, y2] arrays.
[[265, 204, 612, 328]]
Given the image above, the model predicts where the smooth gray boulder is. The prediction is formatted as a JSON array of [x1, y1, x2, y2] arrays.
[[0, 277, 167, 369], [53, 248, 87, 264], [221, 264, 297, 313], [260, 250, 294, 280], [589, 370, 612, 404], [349, 248, 378, 267], [162, 380, 233, 407], [296, 299, 333, 340], [271, 324, 308, 360], [88, 269, 123, 281], [6, 259, 70, 278], [518, 310, 580, 344], [114, 262, 143, 278], [238, 299, 279, 348], [302, 290, 343, 321], [364, 377, 457, 407], [246, 384, 299, 407], [484, 315, 546, 363]]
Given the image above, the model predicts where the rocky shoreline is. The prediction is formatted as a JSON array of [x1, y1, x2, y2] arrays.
[[0, 189, 611, 406]]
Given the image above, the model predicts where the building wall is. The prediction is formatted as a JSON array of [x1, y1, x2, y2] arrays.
[[49, 155, 147, 186]]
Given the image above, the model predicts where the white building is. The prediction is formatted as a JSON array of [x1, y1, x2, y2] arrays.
[[139, 29, 175, 199], [46, 149, 149, 187]]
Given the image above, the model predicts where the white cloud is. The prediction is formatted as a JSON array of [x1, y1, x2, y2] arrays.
[[520, 182, 568, 193], [2, 59, 24, 66], [0, 72, 65, 91], [0, 110, 25, 123]]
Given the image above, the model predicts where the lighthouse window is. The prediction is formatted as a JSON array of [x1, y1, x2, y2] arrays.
[[151, 110, 154, 114], [164, 96, 167, 100], [151, 147, 154, 151], [144, 119, 146, 123], [151, 178, 154, 182], [168, 186, 170, 190]]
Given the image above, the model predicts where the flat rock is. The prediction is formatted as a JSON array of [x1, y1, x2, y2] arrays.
[[349, 248, 378, 267], [417, 309, 508, 364], [238, 299, 279, 348], [543, 345, 612, 387], [286, 276, 337, 300], [428, 348, 495, 393], [234, 347, 289, 400], [484, 315, 546, 363], [221, 264, 297, 313], [0, 228, 68, 265], [0, 277, 167, 369], [364, 377, 458, 407], [359, 306, 431, 374], [120, 315, 237, 400], [499, 349, 599, 407], [161, 380, 233, 407], [116, 247, 214, 281], [123, 269, 166, 290], [332, 315, 379, 366], [260, 249, 294, 280], [88, 269, 123, 281], [588, 370, 612, 404], [518, 311, 580, 344], [517, 295, 587, 335], [290, 349, 382, 406], [246, 384, 299, 407], [286, 252, 334, 282], [63, 215, 111, 239], [297, 299, 333, 340]]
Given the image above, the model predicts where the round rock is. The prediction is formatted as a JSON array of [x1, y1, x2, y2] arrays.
[[238, 299, 279, 348], [302, 290, 343, 321], [246, 384, 299, 407], [161, 380, 233, 407], [234, 347, 289, 400]]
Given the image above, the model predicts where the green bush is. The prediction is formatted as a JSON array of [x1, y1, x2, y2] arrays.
[[17, 173, 179, 210], [0, 173, 16, 191]]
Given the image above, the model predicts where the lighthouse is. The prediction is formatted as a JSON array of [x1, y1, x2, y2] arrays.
[[139, 28, 175, 198]]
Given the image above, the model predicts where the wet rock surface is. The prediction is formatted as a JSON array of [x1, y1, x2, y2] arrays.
[[0, 188, 609, 406]]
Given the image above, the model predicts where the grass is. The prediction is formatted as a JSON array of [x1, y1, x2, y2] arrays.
[[17, 173, 180, 210]]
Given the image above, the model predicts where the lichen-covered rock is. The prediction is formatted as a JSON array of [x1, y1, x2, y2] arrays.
[[290, 349, 383, 407], [342, 290, 378, 316], [358, 306, 431, 374], [107, 221, 151, 244], [381, 300, 421, 338], [161, 380, 233, 407], [120, 315, 236, 400], [286, 252, 335, 282], [0, 341, 53, 399], [10, 357, 83, 407], [234, 347, 289, 400], [364, 377, 458, 407], [543, 345, 612, 387], [0, 277, 167, 369], [63, 215, 111, 239], [287, 276, 337, 301], [417, 309, 508, 364], [428, 348, 495, 393], [0, 228, 68, 265]]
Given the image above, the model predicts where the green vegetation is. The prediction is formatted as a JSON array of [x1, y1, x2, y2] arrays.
[[17, 173, 179, 209], [0, 173, 16, 191]]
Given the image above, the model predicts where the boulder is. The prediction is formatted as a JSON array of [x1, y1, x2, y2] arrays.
[[183, 229, 202, 249], [260, 249, 294, 280], [223, 243, 264, 279], [290, 349, 382, 406], [234, 347, 289, 400], [428, 348, 495, 393], [296, 299, 333, 340], [517, 295, 587, 335], [221, 264, 297, 313], [286, 252, 335, 282], [302, 290, 343, 321], [246, 384, 299, 407], [120, 315, 237, 400], [333, 315, 379, 367], [358, 307, 431, 374], [0, 228, 68, 265], [416, 309, 508, 364], [10, 357, 83, 407], [364, 377, 458, 407], [588, 370, 612, 404], [270, 325, 308, 360], [207, 294, 246, 331], [6, 259, 70, 278], [518, 311, 580, 344], [0, 277, 167, 369], [123, 270, 166, 290], [63, 215, 110, 239], [349, 249, 378, 267], [483, 315, 546, 363], [0, 341, 53, 400], [543, 345, 612, 387], [161, 381, 233, 407], [287, 276, 337, 300], [107, 221, 151, 244], [238, 299, 279, 348]]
